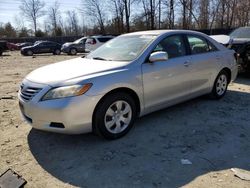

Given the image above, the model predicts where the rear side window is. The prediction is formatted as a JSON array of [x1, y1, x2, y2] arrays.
[[97, 37, 112, 43], [86, 38, 97, 44], [80, 39, 86, 44], [187, 35, 210, 54]]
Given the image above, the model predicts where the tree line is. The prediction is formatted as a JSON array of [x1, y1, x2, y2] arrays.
[[0, 0, 249, 38]]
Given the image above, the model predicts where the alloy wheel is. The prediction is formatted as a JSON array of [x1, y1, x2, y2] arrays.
[[104, 100, 132, 134], [216, 74, 227, 96]]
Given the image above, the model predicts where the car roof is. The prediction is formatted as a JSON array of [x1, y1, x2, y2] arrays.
[[88, 35, 114, 38], [122, 29, 207, 37]]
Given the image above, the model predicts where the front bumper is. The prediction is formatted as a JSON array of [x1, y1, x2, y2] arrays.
[[61, 47, 70, 53], [18, 79, 102, 134]]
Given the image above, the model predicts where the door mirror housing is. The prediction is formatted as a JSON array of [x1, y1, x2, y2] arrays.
[[149, 51, 168, 63]]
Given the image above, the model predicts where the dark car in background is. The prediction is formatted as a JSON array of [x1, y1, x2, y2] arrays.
[[21, 41, 62, 56], [17, 42, 33, 49], [7, 42, 20, 51], [0, 41, 9, 55], [211, 27, 250, 73], [61, 37, 87, 55]]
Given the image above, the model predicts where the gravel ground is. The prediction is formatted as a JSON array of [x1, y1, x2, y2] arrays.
[[1, 51, 250, 188]]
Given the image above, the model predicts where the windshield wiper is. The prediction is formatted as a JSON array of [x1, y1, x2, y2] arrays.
[[92, 57, 107, 61]]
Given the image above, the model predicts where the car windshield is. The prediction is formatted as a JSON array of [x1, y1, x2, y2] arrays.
[[230, 27, 250, 39], [86, 35, 156, 61]]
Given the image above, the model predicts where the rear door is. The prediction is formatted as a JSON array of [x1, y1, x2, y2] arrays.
[[85, 38, 97, 51], [185, 35, 220, 94], [142, 34, 192, 111], [36, 42, 51, 53]]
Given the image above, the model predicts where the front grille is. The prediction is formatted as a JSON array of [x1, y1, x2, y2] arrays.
[[20, 84, 42, 101]]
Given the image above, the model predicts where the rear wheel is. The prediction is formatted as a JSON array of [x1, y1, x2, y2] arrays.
[[54, 49, 61, 55], [94, 93, 136, 139], [69, 48, 77, 55], [210, 70, 229, 99]]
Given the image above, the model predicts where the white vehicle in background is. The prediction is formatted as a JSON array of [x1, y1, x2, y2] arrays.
[[85, 35, 114, 52]]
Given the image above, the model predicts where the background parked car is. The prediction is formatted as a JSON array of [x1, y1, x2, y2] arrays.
[[0, 41, 9, 55], [210, 27, 250, 73], [61, 37, 87, 55], [7, 42, 19, 51], [85, 35, 114, 52], [17, 42, 33, 49], [21, 41, 62, 56]]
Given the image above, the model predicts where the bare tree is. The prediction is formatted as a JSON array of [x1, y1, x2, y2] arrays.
[[158, 0, 161, 28], [81, 0, 106, 34], [111, 0, 125, 33], [47, 1, 61, 35], [123, 0, 133, 32], [163, 0, 175, 28], [66, 10, 79, 35], [19, 0, 45, 33]]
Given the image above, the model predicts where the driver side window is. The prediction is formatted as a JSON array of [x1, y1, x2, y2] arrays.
[[153, 35, 186, 59]]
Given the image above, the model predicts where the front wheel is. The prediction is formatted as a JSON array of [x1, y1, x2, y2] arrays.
[[27, 50, 33, 56], [69, 48, 77, 55], [210, 70, 229, 99], [94, 93, 137, 139]]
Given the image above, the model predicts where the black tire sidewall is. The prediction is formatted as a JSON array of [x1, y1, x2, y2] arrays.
[[27, 50, 33, 56], [94, 93, 136, 139], [54, 49, 61, 55], [70, 48, 77, 55]]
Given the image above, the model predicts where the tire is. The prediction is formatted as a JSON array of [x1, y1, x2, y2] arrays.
[[27, 50, 33, 56], [69, 48, 77, 55], [0, 49, 2, 56], [93, 92, 137, 139], [54, 49, 61, 55], [210, 70, 229, 99]]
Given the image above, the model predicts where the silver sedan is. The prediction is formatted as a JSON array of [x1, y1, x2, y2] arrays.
[[18, 30, 238, 139]]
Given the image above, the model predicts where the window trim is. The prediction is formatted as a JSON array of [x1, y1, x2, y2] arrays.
[[145, 34, 189, 62], [185, 34, 218, 55]]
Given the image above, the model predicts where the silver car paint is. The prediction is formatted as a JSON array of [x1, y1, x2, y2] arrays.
[[18, 30, 238, 134]]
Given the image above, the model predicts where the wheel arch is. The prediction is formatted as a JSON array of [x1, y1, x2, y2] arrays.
[[220, 67, 231, 82], [92, 87, 141, 131]]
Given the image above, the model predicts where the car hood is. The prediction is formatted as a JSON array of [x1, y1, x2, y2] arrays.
[[25, 57, 130, 85], [63, 42, 74, 46], [21, 46, 33, 50]]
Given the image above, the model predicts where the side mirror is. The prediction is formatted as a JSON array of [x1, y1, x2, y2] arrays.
[[149, 51, 168, 63]]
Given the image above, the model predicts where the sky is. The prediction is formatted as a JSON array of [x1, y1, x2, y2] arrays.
[[0, 0, 83, 28]]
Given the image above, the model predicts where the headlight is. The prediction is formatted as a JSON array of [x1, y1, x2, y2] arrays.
[[41, 84, 92, 101]]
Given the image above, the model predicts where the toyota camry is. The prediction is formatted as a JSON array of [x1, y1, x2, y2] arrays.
[[18, 30, 238, 139]]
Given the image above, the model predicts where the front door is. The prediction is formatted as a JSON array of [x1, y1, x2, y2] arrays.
[[142, 35, 192, 111]]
